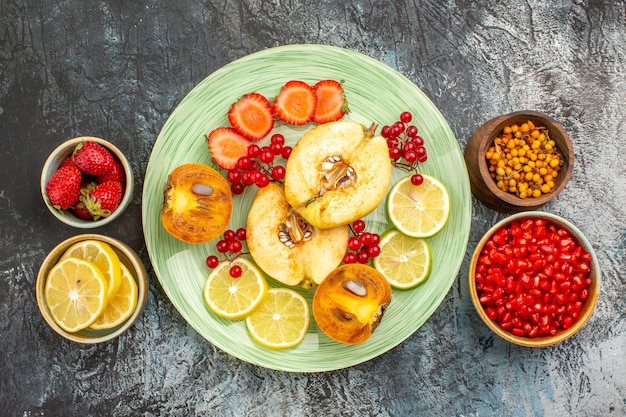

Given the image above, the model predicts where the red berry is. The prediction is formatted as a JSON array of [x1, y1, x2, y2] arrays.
[[389, 147, 402, 159], [229, 265, 242, 278], [359, 232, 374, 246], [400, 111, 412, 123], [270, 142, 283, 155], [270, 134, 285, 145], [227, 169, 241, 184], [348, 236, 361, 251], [281, 146, 293, 160], [367, 245, 381, 258], [73, 141, 116, 176], [357, 251, 370, 264], [260, 149, 274, 164], [381, 125, 391, 138], [352, 220, 366, 233], [95, 156, 125, 184], [236, 156, 252, 170], [45, 165, 83, 209], [247, 144, 261, 158], [206, 255, 219, 268], [235, 228, 247, 241], [256, 173, 270, 188], [216, 240, 229, 253], [343, 252, 357, 264], [80, 180, 123, 220], [228, 240, 243, 253], [271, 165, 286, 180], [411, 174, 424, 186], [231, 182, 245, 195], [406, 125, 418, 137], [224, 230, 236, 241]]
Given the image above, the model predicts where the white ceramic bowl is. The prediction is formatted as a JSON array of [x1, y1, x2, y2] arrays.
[[40, 136, 133, 228]]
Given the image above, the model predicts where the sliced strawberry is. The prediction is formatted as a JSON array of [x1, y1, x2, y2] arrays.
[[207, 127, 253, 170], [228, 92, 274, 141], [273, 80, 317, 126], [312, 79, 349, 124], [45, 165, 82, 209]]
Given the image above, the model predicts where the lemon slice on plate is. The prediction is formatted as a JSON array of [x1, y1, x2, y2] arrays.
[[373, 230, 432, 289], [387, 174, 450, 238], [61, 240, 122, 300], [44, 257, 109, 332], [203, 258, 268, 320], [245, 288, 310, 350], [90, 263, 138, 330]]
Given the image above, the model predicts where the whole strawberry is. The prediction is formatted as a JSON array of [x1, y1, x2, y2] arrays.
[[72, 201, 95, 221], [73, 141, 115, 175], [95, 156, 125, 184], [45, 165, 82, 209], [80, 181, 123, 220]]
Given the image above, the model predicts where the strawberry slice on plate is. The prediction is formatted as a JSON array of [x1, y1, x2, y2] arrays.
[[207, 127, 252, 170], [228, 92, 274, 141], [273, 80, 317, 126], [312, 79, 349, 124]]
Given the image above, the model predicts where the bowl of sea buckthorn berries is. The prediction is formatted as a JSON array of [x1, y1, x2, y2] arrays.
[[468, 211, 600, 347], [41, 136, 134, 228], [464, 111, 574, 213]]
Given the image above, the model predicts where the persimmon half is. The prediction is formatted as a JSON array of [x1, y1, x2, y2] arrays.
[[313, 264, 392, 344], [161, 163, 232, 244]]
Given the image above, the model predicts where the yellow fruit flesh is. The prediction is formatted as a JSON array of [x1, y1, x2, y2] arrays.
[[387, 175, 450, 238], [245, 288, 309, 349], [284, 121, 392, 229], [60, 240, 122, 301], [45, 257, 108, 333], [90, 263, 138, 330], [203, 258, 268, 320], [246, 183, 348, 287]]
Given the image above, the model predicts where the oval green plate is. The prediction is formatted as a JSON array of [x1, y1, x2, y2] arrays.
[[142, 44, 471, 372]]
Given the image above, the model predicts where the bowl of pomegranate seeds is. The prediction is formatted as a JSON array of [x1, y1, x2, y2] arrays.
[[469, 211, 600, 347], [464, 111, 574, 213], [41, 136, 134, 228]]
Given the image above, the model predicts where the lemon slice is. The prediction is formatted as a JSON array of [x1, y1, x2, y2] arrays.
[[61, 240, 122, 301], [90, 263, 138, 330], [44, 257, 109, 332], [203, 258, 268, 320], [245, 288, 310, 350], [373, 229, 432, 289], [387, 174, 450, 238]]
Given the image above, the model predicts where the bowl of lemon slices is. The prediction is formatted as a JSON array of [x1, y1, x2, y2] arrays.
[[36, 234, 148, 343]]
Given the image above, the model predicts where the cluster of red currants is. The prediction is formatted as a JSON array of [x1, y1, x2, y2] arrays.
[[226, 134, 292, 195], [343, 219, 381, 264], [206, 228, 248, 277], [382, 111, 428, 185]]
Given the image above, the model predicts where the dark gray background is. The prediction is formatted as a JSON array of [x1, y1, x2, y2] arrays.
[[1, 1, 624, 416]]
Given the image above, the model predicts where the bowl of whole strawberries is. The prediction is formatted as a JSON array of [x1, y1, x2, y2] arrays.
[[469, 211, 600, 347], [41, 136, 133, 228]]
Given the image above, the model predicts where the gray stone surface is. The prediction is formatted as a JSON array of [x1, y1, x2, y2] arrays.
[[1, 0, 624, 416]]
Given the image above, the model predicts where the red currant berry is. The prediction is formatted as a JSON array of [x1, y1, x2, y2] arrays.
[[281, 146, 292, 160], [241, 171, 254, 186], [260, 149, 274, 164], [389, 147, 402, 159], [206, 255, 219, 269], [343, 252, 357, 264], [270, 133, 285, 145], [216, 240, 229, 253], [367, 245, 381, 257], [228, 240, 243, 253], [271, 165, 286, 180], [247, 144, 261, 158], [359, 232, 374, 246], [231, 182, 245, 195], [406, 125, 418, 137], [348, 236, 362, 251], [270, 142, 283, 155], [236, 156, 252, 170], [403, 149, 418, 163], [256, 173, 271, 188], [229, 265, 242, 278], [370, 233, 380, 245], [352, 219, 366, 233], [400, 111, 412, 123], [381, 125, 391, 138], [412, 136, 424, 147], [235, 227, 247, 241], [357, 251, 370, 264], [411, 174, 424, 186], [223, 229, 236, 241], [227, 169, 241, 184]]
